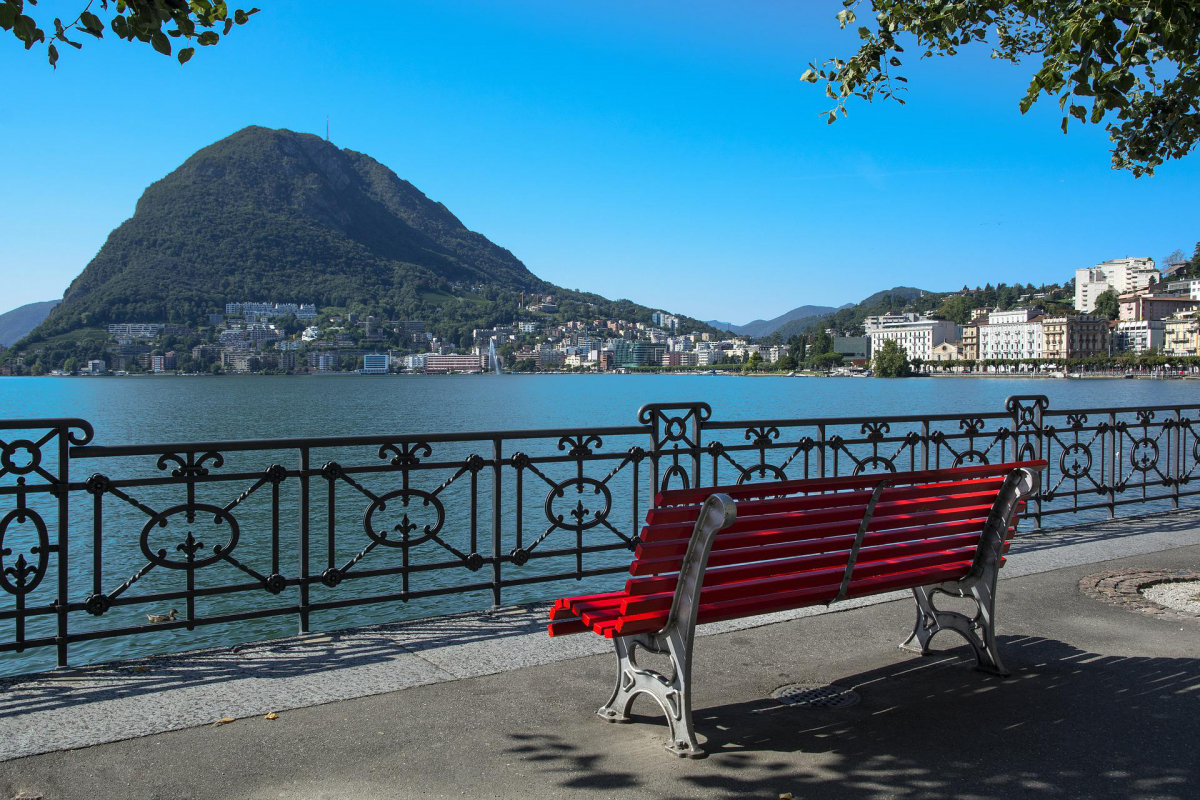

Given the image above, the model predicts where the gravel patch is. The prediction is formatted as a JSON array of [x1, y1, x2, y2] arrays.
[[1142, 579, 1200, 614]]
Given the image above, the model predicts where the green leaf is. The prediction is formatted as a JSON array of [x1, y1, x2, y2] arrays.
[[178, 46, 194, 64], [47, 41, 57, 68], [79, 10, 103, 37], [0, 4, 16, 31], [151, 30, 171, 55], [197, 30, 219, 46]]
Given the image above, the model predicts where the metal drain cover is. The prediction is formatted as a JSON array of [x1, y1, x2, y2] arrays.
[[771, 683, 860, 709]]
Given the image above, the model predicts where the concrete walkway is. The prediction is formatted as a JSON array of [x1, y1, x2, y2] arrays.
[[2, 513, 1199, 799]]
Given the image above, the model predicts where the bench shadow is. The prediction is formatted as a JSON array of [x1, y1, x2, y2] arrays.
[[505, 635, 1200, 799]]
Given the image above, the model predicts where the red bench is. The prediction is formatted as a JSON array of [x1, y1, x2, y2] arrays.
[[548, 461, 1045, 757]]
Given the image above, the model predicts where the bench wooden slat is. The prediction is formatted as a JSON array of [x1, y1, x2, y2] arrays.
[[640, 489, 1008, 541], [633, 503, 1009, 565], [629, 518, 1003, 577], [617, 547, 977, 618], [623, 531, 987, 597], [644, 476, 1007, 525], [652, 461, 1044, 507], [609, 559, 976, 637]]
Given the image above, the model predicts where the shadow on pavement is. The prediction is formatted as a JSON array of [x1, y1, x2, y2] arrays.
[[507, 635, 1199, 799]]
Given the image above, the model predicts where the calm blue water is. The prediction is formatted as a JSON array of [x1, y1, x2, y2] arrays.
[[1, 374, 1197, 674]]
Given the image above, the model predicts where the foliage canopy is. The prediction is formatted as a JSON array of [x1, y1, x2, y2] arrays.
[[1, 0, 258, 68], [873, 338, 910, 377], [805, 1, 1200, 176]]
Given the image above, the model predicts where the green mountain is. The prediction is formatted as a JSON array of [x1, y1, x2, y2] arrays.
[[0, 300, 60, 347], [704, 304, 846, 338], [20, 126, 716, 348], [771, 287, 937, 339]]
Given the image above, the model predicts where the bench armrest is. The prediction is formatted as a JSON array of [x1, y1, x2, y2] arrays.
[[663, 493, 736, 636]]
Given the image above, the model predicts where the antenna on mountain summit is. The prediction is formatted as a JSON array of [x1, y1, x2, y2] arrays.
[[325, 116, 329, 142]]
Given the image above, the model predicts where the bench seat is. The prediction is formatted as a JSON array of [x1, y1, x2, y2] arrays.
[[548, 460, 1045, 757]]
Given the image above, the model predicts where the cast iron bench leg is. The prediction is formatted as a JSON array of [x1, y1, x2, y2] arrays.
[[598, 626, 702, 757], [596, 492, 735, 758], [900, 467, 1038, 676]]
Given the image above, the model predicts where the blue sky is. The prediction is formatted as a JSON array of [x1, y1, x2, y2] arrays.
[[1, 1, 1196, 323]]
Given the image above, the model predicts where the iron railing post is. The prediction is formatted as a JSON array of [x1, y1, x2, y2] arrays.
[[817, 423, 827, 478], [920, 420, 930, 471], [298, 446, 311, 634], [55, 424, 69, 668], [1172, 409, 1181, 509], [1107, 411, 1117, 519], [491, 437, 503, 607]]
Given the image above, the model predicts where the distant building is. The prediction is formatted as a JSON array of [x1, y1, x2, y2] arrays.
[[651, 311, 679, 331], [930, 341, 961, 361], [402, 353, 428, 371], [863, 313, 960, 361], [307, 351, 337, 372], [424, 354, 486, 374], [86, 359, 106, 374], [226, 302, 317, 319], [1113, 320, 1165, 353], [610, 340, 665, 367], [1041, 315, 1110, 360], [1119, 291, 1197, 322], [662, 351, 698, 367], [108, 323, 164, 339], [1075, 257, 1158, 312], [1164, 312, 1200, 357], [361, 353, 389, 374], [833, 336, 870, 361], [960, 322, 979, 361], [977, 308, 1044, 360], [1165, 279, 1200, 300]]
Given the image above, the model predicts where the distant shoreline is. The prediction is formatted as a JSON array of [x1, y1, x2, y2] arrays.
[[7, 371, 1197, 381]]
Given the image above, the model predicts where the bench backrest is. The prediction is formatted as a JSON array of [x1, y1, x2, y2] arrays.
[[621, 461, 1046, 615]]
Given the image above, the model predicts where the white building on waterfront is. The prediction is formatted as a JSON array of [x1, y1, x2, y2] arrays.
[[977, 308, 1044, 360], [863, 313, 960, 361], [1075, 257, 1159, 312], [1113, 320, 1165, 353]]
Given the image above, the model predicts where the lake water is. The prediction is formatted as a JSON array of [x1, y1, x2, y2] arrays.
[[5, 373, 1200, 441], [2, 374, 1197, 675]]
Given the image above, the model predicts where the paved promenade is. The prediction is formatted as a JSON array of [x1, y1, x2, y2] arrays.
[[2, 511, 1199, 799]]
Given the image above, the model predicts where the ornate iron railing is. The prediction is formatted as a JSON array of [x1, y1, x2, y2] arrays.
[[2, 395, 1198, 675]]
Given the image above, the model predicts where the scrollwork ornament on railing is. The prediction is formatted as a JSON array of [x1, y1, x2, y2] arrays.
[[0, 487, 50, 598], [959, 417, 986, 436], [0, 440, 42, 477], [558, 434, 602, 458], [363, 489, 446, 547], [156, 451, 224, 477], [861, 420, 890, 441], [265, 464, 288, 485], [378, 441, 432, 467], [545, 477, 613, 532], [744, 426, 780, 448], [1060, 442, 1093, 479], [139, 504, 239, 570]]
